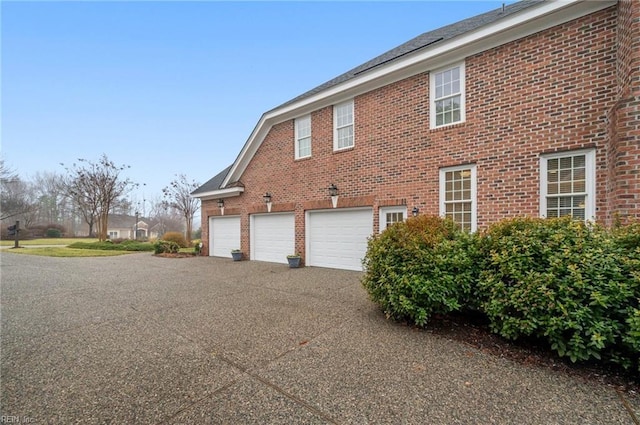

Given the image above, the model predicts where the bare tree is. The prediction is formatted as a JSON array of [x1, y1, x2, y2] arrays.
[[148, 196, 184, 236], [32, 171, 67, 224], [0, 159, 18, 182], [111, 197, 134, 216], [62, 155, 135, 241], [162, 174, 200, 246], [1, 160, 39, 222]]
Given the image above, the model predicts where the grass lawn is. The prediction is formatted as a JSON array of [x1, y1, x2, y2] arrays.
[[0, 238, 99, 246], [2, 247, 135, 257], [2, 238, 194, 257]]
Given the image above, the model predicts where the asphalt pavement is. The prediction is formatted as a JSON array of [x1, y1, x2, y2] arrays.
[[1, 252, 638, 424]]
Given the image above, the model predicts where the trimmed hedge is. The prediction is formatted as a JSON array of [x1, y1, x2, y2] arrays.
[[45, 228, 62, 238], [362, 215, 640, 373], [68, 240, 154, 251]]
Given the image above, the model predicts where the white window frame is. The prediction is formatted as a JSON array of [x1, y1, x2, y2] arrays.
[[294, 115, 312, 159], [379, 206, 407, 233], [539, 148, 596, 221], [333, 100, 354, 151], [439, 164, 477, 232], [430, 61, 466, 129]]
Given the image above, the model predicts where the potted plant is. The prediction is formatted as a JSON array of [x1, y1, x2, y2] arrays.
[[287, 254, 301, 268], [231, 249, 243, 261]]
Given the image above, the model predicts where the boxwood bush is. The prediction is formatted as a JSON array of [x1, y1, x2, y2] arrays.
[[362, 215, 640, 373]]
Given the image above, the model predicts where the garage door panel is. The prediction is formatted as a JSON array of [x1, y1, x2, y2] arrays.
[[252, 214, 295, 264], [210, 216, 241, 258], [307, 209, 372, 271]]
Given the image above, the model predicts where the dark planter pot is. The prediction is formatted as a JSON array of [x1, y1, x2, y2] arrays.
[[287, 256, 301, 268], [231, 251, 242, 261]]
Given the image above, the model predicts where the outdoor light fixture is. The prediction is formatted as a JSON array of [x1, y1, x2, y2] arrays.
[[412, 207, 419, 217], [329, 184, 339, 208], [264, 192, 272, 213], [218, 199, 225, 216]]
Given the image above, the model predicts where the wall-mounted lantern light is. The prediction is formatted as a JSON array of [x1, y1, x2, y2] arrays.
[[412, 206, 419, 217], [218, 199, 225, 216], [264, 192, 272, 213], [329, 184, 339, 208]]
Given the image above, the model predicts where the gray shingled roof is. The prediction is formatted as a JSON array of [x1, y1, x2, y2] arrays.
[[191, 164, 232, 195], [196, 0, 543, 195], [271, 0, 541, 112]]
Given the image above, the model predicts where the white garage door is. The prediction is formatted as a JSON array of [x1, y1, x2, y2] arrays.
[[209, 216, 241, 258], [306, 208, 373, 271], [251, 213, 295, 264]]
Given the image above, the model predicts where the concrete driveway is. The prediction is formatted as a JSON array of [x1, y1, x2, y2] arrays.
[[1, 252, 637, 424]]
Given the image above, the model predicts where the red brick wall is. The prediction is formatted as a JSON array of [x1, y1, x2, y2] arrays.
[[607, 0, 640, 225], [201, 6, 625, 258]]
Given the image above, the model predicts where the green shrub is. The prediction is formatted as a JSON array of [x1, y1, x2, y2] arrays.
[[362, 214, 640, 373], [161, 232, 187, 248], [193, 239, 202, 254], [362, 215, 480, 326], [45, 228, 62, 238], [477, 217, 639, 369], [68, 241, 154, 252], [153, 240, 180, 254]]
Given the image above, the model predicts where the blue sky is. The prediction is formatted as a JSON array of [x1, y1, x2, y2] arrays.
[[2, 0, 511, 205]]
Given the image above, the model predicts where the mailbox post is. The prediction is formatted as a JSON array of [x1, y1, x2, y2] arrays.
[[7, 221, 20, 248]]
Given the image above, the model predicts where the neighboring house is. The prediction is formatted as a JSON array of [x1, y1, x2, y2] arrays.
[[106, 214, 155, 240], [192, 0, 639, 271]]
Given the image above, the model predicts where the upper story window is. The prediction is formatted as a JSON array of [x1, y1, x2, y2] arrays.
[[439, 164, 476, 232], [540, 149, 595, 221], [295, 115, 311, 159], [430, 62, 465, 128], [334, 100, 354, 150]]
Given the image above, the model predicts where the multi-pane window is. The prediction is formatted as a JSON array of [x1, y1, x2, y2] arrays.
[[386, 212, 404, 228], [379, 207, 407, 232], [295, 115, 311, 159], [430, 62, 465, 128], [541, 150, 595, 221], [334, 100, 354, 150], [440, 165, 476, 232]]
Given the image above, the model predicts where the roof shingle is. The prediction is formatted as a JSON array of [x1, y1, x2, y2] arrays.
[[271, 0, 541, 112]]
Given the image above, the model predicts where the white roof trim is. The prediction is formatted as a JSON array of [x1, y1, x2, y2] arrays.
[[222, 0, 615, 187], [191, 186, 244, 201]]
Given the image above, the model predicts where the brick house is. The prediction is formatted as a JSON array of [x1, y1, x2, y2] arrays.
[[193, 0, 639, 271]]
